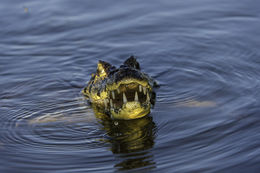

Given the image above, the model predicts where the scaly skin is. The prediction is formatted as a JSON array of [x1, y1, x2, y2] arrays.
[[82, 56, 156, 120]]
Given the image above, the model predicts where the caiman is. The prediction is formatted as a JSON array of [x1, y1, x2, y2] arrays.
[[82, 56, 156, 120]]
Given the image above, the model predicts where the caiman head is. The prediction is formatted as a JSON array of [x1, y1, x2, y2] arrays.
[[82, 56, 156, 120]]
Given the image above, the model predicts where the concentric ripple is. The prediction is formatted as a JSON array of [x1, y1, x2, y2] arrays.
[[1, 0, 260, 172], [2, 99, 102, 149], [151, 37, 260, 172]]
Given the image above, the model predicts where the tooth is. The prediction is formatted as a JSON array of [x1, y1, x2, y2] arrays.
[[104, 99, 108, 109], [139, 85, 142, 92], [143, 87, 147, 95], [112, 91, 115, 99], [147, 93, 150, 102], [135, 91, 139, 102], [110, 108, 114, 118], [117, 88, 120, 94], [123, 92, 127, 104], [110, 99, 113, 108]]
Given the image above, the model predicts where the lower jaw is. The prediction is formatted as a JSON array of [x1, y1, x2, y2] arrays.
[[110, 102, 151, 120]]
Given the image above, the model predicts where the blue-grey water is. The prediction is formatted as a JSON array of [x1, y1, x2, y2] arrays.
[[1, 0, 260, 172]]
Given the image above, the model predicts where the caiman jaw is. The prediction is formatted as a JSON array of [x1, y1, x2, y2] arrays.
[[105, 82, 152, 120]]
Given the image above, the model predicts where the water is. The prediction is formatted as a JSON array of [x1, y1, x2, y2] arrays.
[[1, 0, 260, 172]]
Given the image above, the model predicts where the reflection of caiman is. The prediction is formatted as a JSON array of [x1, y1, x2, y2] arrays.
[[103, 116, 156, 170], [82, 56, 156, 120]]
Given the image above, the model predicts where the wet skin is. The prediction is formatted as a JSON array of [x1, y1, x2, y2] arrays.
[[82, 56, 156, 120]]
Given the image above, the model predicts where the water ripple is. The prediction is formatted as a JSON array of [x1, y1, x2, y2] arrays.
[[1, 0, 260, 172]]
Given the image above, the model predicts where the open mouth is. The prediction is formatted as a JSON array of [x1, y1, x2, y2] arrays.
[[104, 82, 152, 119]]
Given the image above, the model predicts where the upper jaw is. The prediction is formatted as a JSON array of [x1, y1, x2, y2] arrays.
[[106, 67, 152, 88]]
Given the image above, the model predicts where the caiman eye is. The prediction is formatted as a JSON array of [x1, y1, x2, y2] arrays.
[[123, 56, 140, 70]]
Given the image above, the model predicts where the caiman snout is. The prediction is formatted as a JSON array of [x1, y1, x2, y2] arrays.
[[106, 80, 152, 119]]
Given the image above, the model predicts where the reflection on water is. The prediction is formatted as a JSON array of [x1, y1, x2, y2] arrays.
[[100, 116, 156, 171], [175, 99, 216, 108]]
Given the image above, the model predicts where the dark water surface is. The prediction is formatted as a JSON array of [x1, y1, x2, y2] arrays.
[[1, 0, 260, 172]]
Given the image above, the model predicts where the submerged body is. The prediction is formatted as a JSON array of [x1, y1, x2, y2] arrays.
[[82, 56, 156, 120]]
